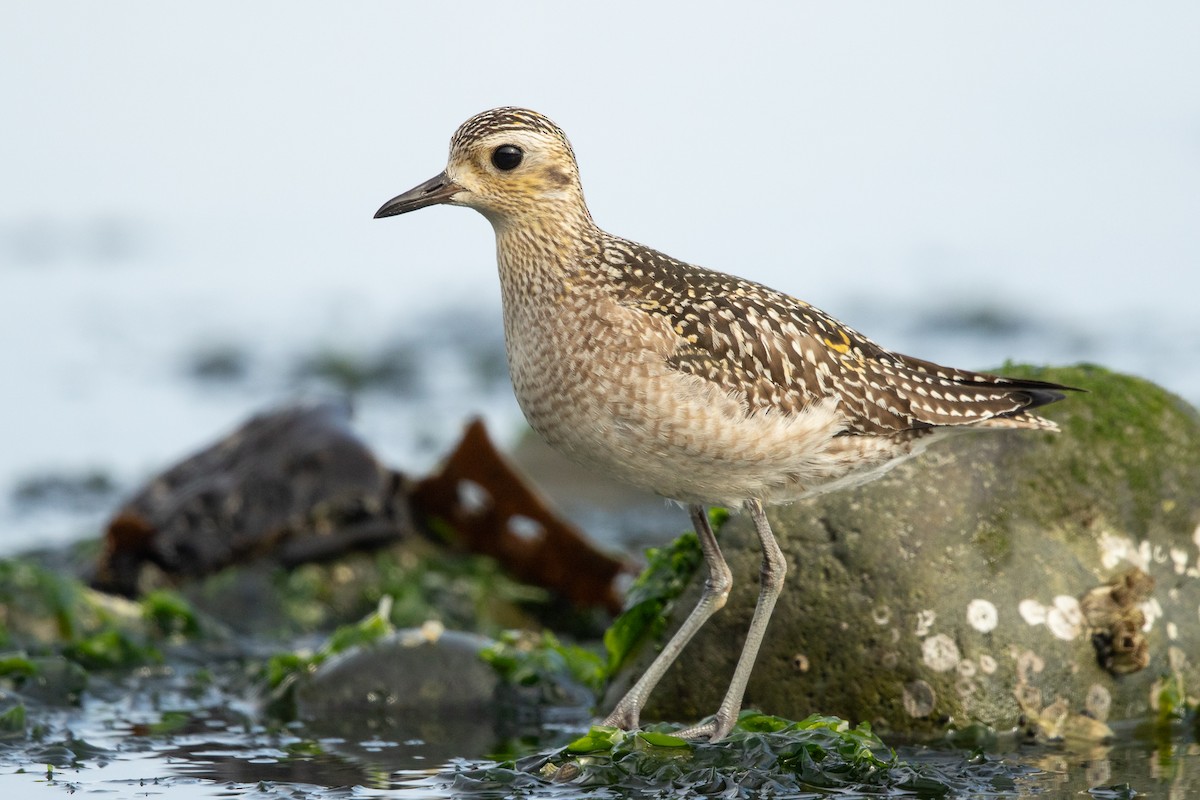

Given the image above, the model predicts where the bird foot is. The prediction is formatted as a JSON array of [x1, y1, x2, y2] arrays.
[[674, 713, 734, 742], [673, 721, 715, 741], [601, 707, 639, 731]]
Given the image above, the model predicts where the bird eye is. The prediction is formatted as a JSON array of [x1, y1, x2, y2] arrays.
[[491, 145, 523, 171]]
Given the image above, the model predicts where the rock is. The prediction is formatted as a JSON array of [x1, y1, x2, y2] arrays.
[[607, 365, 1200, 738], [93, 402, 414, 596], [282, 616, 595, 764], [295, 625, 499, 719], [15, 657, 89, 706], [294, 625, 502, 761]]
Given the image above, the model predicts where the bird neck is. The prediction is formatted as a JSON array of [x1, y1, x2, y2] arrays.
[[492, 201, 602, 295]]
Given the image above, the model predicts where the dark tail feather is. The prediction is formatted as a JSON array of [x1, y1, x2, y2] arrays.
[[956, 376, 1083, 412]]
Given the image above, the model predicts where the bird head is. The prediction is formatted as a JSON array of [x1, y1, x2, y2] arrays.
[[374, 107, 589, 231]]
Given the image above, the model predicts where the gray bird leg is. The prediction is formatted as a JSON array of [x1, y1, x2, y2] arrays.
[[602, 504, 732, 731], [675, 499, 787, 741]]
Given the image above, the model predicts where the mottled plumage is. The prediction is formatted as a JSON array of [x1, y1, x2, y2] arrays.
[[375, 107, 1074, 741]]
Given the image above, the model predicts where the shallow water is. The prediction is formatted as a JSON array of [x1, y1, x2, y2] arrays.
[[3, 718, 1198, 799], [0, 658, 1197, 799]]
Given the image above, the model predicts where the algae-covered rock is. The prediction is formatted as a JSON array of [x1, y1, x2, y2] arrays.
[[295, 626, 500, 728], [607, 364, 1200, 738]]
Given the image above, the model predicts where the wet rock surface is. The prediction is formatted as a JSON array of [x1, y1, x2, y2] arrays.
[[290, 624, 596, 766], [609, 364, 1200, 738], [295, 626, 502, 759]]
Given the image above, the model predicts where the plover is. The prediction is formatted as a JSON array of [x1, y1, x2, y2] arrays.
[[374, 107, 1072, 741]]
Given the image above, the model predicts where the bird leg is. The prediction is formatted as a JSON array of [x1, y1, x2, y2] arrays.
[[602, 504, 732, 731], [675, 499, 787, 742]]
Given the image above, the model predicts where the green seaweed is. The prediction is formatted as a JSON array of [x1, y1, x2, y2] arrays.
[[62, 628, 160, 670], [0, 653, 39, 683], [603, 529, 705, 675], [263, 595, 397, 693], [446, 711, 1022, 797], [0, 703, 26, 737], [481, 630, 605, 696], [272, 545, 550, 639], [1155, 674, 1190, 725], [0, 559, 203, 675], [142, 590, 202, 638], [0, 558, 81, 641], [143, 709, 193, 736]]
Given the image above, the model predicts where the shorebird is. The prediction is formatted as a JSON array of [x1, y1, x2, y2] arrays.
[[374, 107, 1072, 742]]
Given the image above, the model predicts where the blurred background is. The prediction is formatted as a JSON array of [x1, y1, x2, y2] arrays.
[[3, 2, 1198, 555]]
